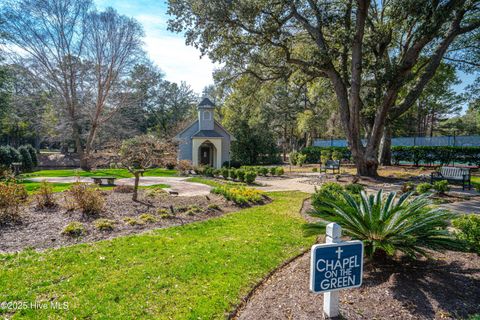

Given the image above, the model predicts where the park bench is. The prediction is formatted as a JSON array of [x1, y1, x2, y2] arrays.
[[430, 166, 471, 190], [91, 177, 117, 186], [320, 160, 340, 174]]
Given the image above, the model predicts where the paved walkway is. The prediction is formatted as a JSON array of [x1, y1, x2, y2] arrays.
[[440, 200, 480, 215], [255, 177, 317, 193], [28, 176, 211, 197]]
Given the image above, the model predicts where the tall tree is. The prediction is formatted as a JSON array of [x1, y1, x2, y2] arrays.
[[0, 0, 144, 169], [168, 0, 480, 176]]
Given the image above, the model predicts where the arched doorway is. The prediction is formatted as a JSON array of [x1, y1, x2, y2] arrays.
[[198, 140, 217, 167]]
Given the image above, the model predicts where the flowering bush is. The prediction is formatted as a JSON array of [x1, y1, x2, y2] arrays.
[[211, 185, 264, 205]]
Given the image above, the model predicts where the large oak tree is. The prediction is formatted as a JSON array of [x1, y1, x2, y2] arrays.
[[168, 0, 480, 176]]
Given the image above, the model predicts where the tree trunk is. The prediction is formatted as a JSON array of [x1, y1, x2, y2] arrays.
[[379, 125, 392, 166], [350, 143, 379, 177], [132, 172, 140, 201]]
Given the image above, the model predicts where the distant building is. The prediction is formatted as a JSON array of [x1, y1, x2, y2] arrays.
[[175, 98, 234, 169]]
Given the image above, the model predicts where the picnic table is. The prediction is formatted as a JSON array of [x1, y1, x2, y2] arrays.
[[91, 176, 117, 186]]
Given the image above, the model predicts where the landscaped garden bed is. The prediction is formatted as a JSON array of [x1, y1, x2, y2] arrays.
[[0, 184, 269, 253]]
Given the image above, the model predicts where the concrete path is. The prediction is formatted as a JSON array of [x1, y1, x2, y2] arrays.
[[255, 177, 317, 193], [28, 176, 211, 197], [440, 200, 480, 215]]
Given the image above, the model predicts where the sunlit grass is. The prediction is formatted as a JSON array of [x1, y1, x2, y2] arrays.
[[20, 168, 177, 179]]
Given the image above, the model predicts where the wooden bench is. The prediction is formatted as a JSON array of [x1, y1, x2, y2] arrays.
[[91, 177, 117, 186], [430, 166, 471, 190], [320, 160, 340, 174]]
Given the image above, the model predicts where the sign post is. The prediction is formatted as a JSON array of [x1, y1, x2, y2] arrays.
[[310, 223, 363, 319]]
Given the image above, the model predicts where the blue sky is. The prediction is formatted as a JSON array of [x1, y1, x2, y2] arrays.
[[95, 0, 217, 93], [95, 0, 475, 107]]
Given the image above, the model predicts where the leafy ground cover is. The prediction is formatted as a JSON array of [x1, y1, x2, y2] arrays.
[[0, 191, 313, 319], [20, 168, 177, 179], [19, 180, 169, 194]]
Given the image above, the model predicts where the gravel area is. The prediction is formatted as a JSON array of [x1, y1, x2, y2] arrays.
[[0, 190, 265, 253]]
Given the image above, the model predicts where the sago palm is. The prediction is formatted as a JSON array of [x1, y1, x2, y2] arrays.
[[305, 190, 461, 259]]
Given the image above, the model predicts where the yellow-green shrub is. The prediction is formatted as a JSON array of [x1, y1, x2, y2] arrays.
[[94, 218, 115, 231], [62, 221, 86, 237], [0, 181, 28, 223], [67, 183, 104, 215], [211, 185, 264, 205], [35, 180, 57, 209]]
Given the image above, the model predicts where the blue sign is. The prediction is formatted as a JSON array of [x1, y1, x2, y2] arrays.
[[310, 241, 364, 293]]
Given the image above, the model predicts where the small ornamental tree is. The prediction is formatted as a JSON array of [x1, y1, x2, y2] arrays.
[[18, 146, 33, 172], [119, 135, 177, 201]]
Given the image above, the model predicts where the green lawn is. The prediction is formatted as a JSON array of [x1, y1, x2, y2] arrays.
[[0, 192, 313, 319], [19, 180, 169, 194], [20, 168, 177, 179]]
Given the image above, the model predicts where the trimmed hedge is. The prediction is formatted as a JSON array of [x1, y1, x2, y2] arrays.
[[300, 147, 350, 164], [299, 146, 480, 166], [0, 145, 38, 172], [391, 146, 480, 166]]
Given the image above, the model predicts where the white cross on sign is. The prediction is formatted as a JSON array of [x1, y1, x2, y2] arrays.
[[335, 247, 343, 259]]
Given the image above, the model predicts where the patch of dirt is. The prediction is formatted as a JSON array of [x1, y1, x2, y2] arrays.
[[235, 250, 480, 320], [0, 190, 267, 253]]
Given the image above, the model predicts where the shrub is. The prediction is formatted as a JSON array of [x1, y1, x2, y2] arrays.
[[344, 183, 364, 195], [25, 145, 38, 167], [157, 208, 170, 215], [62, 222, 86, 237], [306, 190, 460, 259], [165, 162, 176, 170], [0, 181, 27, 223], [211, 185, 264, 205], [221, 167, 229, 179], [312, 182, 344, 210], [296, 154, 307, 167], [67, 183, 104, 215], [269, 167, 277, 176], [331, 150, 343, 161], [416, 182, 433, 194], [222, 160, 242, 168], [94, 218, 115, 231], [312, 167, 318, 172], [113, 185, 134, 193], [391, 146, 480, 166], [18, 146, 33, 172], [188, 205, 203, 213], [258, 167, 268, 176], [123, 217, 144, 226], [35, 180, 57, 209], [475, 183, 480, 193], [229, 169, 238, 180], [236, 169, 246, 182], [289, 151, 299, 166], [433, 180, 450, 194], [204, 166, 214, 177], [145, 187, 167, 198], [401, 182, 415, 193], [275, 167, 284, 176], [320, 149, 332, 163], [177, 160, 193, 175], [213, 169, 221, 177], [139, 213, 157, 223], [452, 214, 480, 253], [207, 203, 220, 210], [244, 171, 257, 184], [0, 146, 21, 169]]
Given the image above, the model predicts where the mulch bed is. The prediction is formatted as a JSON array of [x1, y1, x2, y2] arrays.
[[0, 189, 265, 253], [235, 198, 480, 320], [235, 250, 480, 320]]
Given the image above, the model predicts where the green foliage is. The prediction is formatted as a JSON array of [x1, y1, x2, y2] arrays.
[[123, 217, 144, 226], [244, 171, 257, 184], [416, 183, 433, 194], [452, 214, 480, 254], [221, 167, 229, 179], [301, 147, 350, 164], [296, 154, 307, 167], [0, 145, 21, 169], [289, 151, 299, 166], [312, 182, 345, 209], [211, 185, 264, 205], [229, 169, 238, 180], [275, 167, 284, 176], [207, 203, 220, 210], [401, 182, 415, 193], [331, 150, 343, 161], [26, 145, 37, 167], [269, 167, 277, 175], [139, 213, 158, 224], [18, 145, 33, 172], [94, 218, 115, 231], [0, 181, 28, 223], [62, 222, 86, 237], [67, 183, 105, 215], [312, 167, 318, 172], [433, 180, 450, 194], [344, 183, 364, 195], [306, 190, 460, 258], [236, 169, 245, 182], [392, 146, 480, 166]]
